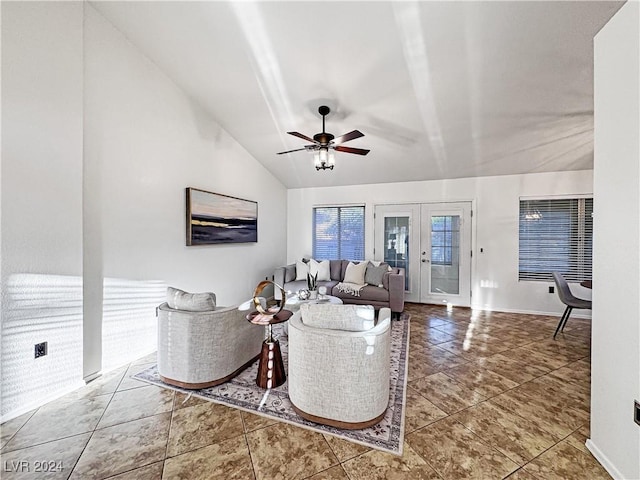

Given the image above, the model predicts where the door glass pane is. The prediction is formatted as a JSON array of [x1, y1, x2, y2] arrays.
[[383, 216, 410, 290], [430, 215, 460, 294]]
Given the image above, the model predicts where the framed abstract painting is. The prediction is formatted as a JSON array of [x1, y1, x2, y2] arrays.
[[186, 187, 258, 245]]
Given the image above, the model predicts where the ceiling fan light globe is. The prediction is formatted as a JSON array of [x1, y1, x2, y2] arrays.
[[328, 152, 335, 167], [313, 152, 321, 167]]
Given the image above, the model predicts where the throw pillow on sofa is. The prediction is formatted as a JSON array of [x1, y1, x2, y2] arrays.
[[167, 287, 216, 311], [309, 259, 331, 281], [295, 259, 309, 281], [343, 261, 368, 285], [365, 262, 388, 287]]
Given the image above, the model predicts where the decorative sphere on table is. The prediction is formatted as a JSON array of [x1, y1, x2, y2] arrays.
[[318, 286, 327, 296], [298, 289, 310, 301]]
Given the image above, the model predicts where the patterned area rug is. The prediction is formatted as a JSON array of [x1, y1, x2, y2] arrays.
[[134, 313, 410, 455]]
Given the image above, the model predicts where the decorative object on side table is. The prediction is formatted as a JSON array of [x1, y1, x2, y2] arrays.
[[297, 289, 310, 301], [307, 272, 318, 300], [246, 280, 292, 389]]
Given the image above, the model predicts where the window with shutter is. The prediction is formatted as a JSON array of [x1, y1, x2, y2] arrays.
[[519, 197, 593, 282], [312, 206, 365, 261]]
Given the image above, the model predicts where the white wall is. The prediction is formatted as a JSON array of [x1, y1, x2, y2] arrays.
[[590, 2, 640, 478], [288, 169, 593, 315], [83, 5, 288, 374], [0, 2, 288, 420], [1, 2, 84, 418]]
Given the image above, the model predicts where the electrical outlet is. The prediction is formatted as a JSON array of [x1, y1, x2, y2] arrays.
[[34, 342, 47, 359], [549, 286, 555, 294], [635, 400, 640, 426]]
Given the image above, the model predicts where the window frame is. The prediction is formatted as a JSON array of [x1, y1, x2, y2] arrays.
[[518, 195, 593, 283], [312, 204, 365, 261]]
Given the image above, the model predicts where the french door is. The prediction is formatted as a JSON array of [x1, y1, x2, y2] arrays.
[[374, 202, 472, 306]]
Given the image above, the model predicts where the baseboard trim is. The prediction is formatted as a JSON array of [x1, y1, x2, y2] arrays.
[[469, 304, 592, 320], [0, 380, 85, 423], [586, 438, 625, 479]]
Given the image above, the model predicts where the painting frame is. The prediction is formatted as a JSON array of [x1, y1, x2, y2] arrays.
[[186, 187, 258, 246]]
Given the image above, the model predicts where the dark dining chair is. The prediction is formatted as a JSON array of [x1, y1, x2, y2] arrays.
[[552, 272, 592, 339]]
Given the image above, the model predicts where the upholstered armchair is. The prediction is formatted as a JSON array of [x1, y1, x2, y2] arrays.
[[157, 299, 263, 389], [287, 303, 391, 429]]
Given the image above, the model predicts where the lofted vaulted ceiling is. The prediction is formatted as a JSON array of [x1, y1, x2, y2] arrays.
[[91, 1, 624, 189]]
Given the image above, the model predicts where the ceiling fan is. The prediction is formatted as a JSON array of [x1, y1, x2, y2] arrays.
[[277, 106, 370, 170]]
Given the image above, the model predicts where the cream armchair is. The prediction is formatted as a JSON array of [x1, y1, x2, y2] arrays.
[[157, 302, 263, 389], [287, 304, 391, 429]]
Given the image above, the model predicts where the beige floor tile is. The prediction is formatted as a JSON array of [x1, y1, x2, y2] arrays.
[[322, 434, 370, 462], [520, 375, 590, 415], [412, 327, 457, 345], [162, 435, 253, 480], [504, 467, 540, 479], [71, 413, 171, 479], [341, 441, 440, 480], [520, 339, 589, 364], [0, 410, 36, 449], [241, 411, 279, 433], [97, 385, 174, 429], [406, 417, 519, 479], [476, 353, 550, 384], [3, 394, 111, 452], [306, 465, 350, 480], [489, 388, 587, 440], [404, 386, 448, 433], [166, 402, 244, 457], [409, 372, 487, 414], [82, 367, 127, 397], [173, 392, 208, 410], [0, 433, 90, 480], [453, 401, 557, 465], [436, 332, 504, 354], [499, 345, 572, 371], [118, 363, 157, 391], [523, 441, 611, 480], [246, 422, 337, 480], [442, 363, 519, 398], [564, 424, 590, 455], [100, 461, 164, 480], [408, 348, 469, 381]]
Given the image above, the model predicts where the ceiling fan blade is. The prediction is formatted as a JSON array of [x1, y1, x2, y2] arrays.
[[334, 145, 370, 156], [333, 130, 364, 145], [287, 131, 318, 144], [277, 147, 309, 155]]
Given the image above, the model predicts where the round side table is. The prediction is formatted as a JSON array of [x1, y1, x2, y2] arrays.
[[246, 309, 292, 389]]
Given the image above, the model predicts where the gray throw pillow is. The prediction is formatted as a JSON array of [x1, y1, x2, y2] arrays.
[[167, 287, 216, 311], [365, 262, 388, 287]]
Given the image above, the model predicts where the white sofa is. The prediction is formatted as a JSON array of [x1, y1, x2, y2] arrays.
[[287, 304, 391, 429]]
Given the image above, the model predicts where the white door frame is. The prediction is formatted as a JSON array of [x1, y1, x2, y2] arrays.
[[420, 202, 473, 306], [374, 201, 474, 307]]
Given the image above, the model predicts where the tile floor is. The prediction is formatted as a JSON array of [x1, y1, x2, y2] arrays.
[[0, 303, 610, 479]]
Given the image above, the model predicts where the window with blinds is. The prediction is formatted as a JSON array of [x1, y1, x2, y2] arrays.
[[519, 198, 593, 282], [312, 206, 365, 261]]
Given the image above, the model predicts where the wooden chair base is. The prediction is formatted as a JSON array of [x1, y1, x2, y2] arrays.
[[291, 402, 387, 430], [160, 354, 259, 390]]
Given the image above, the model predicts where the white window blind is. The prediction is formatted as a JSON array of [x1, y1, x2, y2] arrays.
[[313, 206, 365, 261], [519, 198, 593, 282]]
